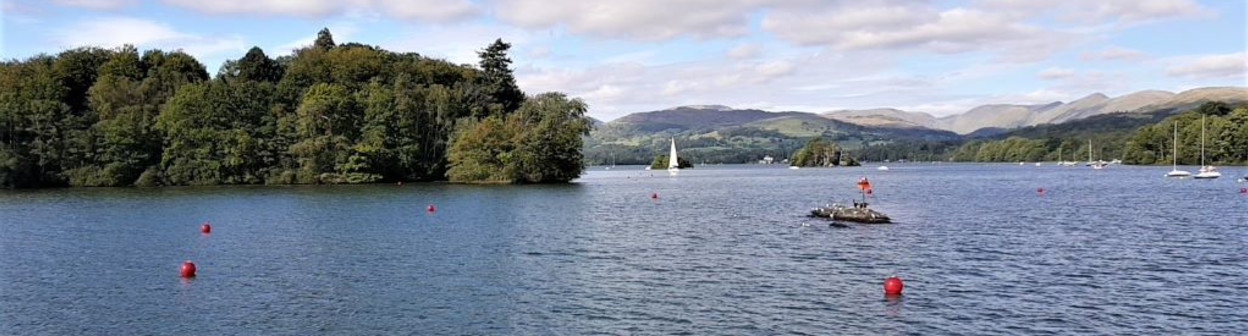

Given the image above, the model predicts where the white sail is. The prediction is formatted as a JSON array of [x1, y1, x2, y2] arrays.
[[667, 138, 680, 172]]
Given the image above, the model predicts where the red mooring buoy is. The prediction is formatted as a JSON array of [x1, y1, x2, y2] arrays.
[[200, 223, 211, 234], [1037, 187, 1046, 194], [427, 204, 436, 213], [884, 276, 904, 295], [180, 261, 197, 278], [650, 192, 659, 199], [1240, 187, 1247, 194]]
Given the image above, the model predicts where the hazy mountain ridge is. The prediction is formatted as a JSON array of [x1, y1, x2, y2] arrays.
[[818, 87, 1246, 134]]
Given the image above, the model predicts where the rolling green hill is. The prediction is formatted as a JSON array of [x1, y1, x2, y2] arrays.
[[585, 106, 959, 165]]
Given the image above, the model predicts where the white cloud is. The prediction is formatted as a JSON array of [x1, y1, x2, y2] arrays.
[[50, 0, 136, 10], [1074, 0, 1209, 23], [494, 0, 768, 40], [727, 43, 762, 59], [161, 0, 347, 17], [527, 46, 551, 59], [755, 60, 795, 79], [385, 23, 541, 65], [53, 17, 246, 60], [1167, 52, 1248, 79], [160, 0, 478, 22], [981, 0, 1210, 24], [1081, 46, 1145, 61], [1038, 67, 1076, 80], [760, 4, 1069, 62]]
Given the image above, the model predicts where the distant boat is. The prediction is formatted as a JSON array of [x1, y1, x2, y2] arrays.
[[1193, 115, 1221, 179], [667, 138, 680, 175], [1057, 146, 1076, 166], [1035, 162, 1042, 166], [1088, 140, 1107, 170], [1165, 121, 1191, 178], [877, 166, 889, 171]]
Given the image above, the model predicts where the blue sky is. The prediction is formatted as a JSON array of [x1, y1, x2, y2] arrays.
[[2, 0, 1245, 120]]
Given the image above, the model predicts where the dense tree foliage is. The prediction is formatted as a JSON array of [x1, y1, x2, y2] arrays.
[[856, 140, 961, 162], [0, 29, 584, 188], [447, 93, 592, 183], [791, 137, 858, 167], [648, 155, 693, 169], [1123, 104, 1248, 165]]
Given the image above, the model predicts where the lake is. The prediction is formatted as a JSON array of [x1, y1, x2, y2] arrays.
[[1, 163, 1246, 335]]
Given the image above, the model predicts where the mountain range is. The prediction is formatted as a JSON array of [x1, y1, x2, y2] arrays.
[[821, 87, 1246, 134], [584, 86, 1245, 165]]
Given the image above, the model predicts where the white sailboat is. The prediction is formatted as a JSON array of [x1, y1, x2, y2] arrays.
[[1165, 121, 1191, 178], [667, 138, 680, 175], [1194, 115, 1221, 179], [1057, 146, 1076, 166], [1089, 140, 1106, 170]]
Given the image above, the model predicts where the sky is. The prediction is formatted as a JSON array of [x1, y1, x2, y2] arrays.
[[1, 0, 1245, 121]]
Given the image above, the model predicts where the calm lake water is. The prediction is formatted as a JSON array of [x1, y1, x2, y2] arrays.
[[1, 164, 1246, 335]]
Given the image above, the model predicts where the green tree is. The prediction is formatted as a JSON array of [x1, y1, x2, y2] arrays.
[[791, 137, 853, 167], [221, 47, 284, 83], [477, 39, 525, 115], [314, 28, 336, 50], [447, 93, 591, 183]]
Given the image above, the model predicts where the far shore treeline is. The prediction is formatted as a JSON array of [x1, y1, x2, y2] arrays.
[[0, 29, 592, 188]]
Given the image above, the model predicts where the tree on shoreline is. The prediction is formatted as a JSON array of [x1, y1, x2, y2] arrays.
[[0, 29, 588, 188]]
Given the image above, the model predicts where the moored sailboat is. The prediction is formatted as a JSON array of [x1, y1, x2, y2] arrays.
[[1193, 115, 1221, 179], [1165, 121, 1191, 178]]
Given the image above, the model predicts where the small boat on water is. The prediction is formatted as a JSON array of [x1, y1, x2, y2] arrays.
[[1088, 140, 1107, 170], [1165, 121, 1191, 178], [877, 166, 889, 171], [667, 138, 680, 176], [1193, 115, 1220, 179], [789, 166, 800, 170]]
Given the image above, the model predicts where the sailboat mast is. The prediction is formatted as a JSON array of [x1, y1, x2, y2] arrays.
[[1173, 122, 1178, 169], [1200, 115, 1206, 166]]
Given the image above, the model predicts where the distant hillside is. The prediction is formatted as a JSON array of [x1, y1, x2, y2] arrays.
[[611, 105, 807, 129], [586, 105, 959, 165], [822, 108, 936, 129], [820, 87, 1247, 135], [950, 101, 1248, 164]]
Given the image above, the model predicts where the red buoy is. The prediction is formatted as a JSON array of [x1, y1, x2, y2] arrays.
[[200, 223, 211, 234], [883, 276, 904, 295], [1036, 187, 1045, 194], [180, 261, 197, 278], [1240, 188, 1247, 194], [650, 192, 659, 199], [426, 204, 436, 213]]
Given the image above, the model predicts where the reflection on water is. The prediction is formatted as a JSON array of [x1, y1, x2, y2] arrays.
[[1, 164, 1246, 334]]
